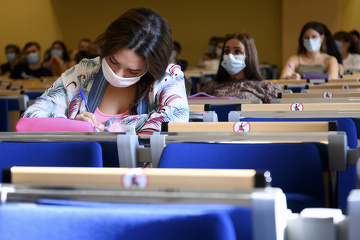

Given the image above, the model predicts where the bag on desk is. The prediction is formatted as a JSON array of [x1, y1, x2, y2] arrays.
[[15, 118, 94, 132]]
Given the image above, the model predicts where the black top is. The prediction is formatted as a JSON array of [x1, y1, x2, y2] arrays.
[[10, 62, 52, 79], [0, 62, 12, 75]]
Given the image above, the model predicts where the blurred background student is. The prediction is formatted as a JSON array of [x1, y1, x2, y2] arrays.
[[10, 41, 52, 79], [280, 21, 339, 79], [334, 31, 360, 73], [0, 44, 21, 77], [43, 41, 76, 77]]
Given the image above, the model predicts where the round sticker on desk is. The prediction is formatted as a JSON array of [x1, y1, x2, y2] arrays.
[[122, 168, 148, 189], [342, 84, 350, 89], [356, 77, 360, 82], [290, 103, 304, 111], [233, 122, 251, 132], [322, 92, 333, 98]]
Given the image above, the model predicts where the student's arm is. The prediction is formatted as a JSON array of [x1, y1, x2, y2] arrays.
[[325, 56, 339, 79], [280, 55, 301, 79]]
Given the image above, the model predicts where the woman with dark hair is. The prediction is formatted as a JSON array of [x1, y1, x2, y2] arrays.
[[280, 21, 339, 79], [22, 8, 190, 134], [334, 31, 360, 73], [43, 40, 77, 77], [201, 32, 281, 103]]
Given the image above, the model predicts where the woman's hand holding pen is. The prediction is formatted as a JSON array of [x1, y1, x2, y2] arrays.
[[75, 111, 106, 131], [286, 64, 301, 80]]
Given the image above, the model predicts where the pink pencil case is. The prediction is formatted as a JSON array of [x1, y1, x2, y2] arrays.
[[15, 118, 94, 132]]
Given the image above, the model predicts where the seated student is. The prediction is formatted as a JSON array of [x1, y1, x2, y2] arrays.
[[69, 38, 92, 63], [202, 38, 225, 70], [10, 42, 52, 79], [21, 7, 190, 134], [201, 32, 282, 103], [172, 41, 188, 71], [43, 41, 77, 77], [334, 31, 360, 73], [0, 44, 21, 77], [349, 30, 360, 47], [280, 21, 339, 79]]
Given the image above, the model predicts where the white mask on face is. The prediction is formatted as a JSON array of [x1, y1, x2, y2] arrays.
[[303, 38, 322, 52], [221, 54, 246, 75], [102, 58, 146, 88], [216, 48, 222, 57]]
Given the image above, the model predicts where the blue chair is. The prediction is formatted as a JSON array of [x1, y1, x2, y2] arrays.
[[158, 142, 325, 213], [0, 99, 9, 132], [0, 141, 103, 181], [242, 117, 358, 210], [0, 202, 238, 240]]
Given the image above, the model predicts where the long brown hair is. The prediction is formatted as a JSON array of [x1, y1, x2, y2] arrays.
[[214, 32, 263, 82], [95, 8, 173, 114]]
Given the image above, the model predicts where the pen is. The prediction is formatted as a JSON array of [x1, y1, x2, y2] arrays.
[[79, 90, 90, 112], [288, 64, 295, 72]]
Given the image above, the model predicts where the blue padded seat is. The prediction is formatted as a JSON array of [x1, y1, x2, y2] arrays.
[[0, 141, 103, 181], [158, 142, 325, 213], [0, 202, 238, 240], [37, 200, 253, 240], [241, 117, 357, 210]]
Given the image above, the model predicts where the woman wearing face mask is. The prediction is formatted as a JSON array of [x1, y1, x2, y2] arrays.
[[201, 32, 282, 103], [21, 8, 190, 134], [43, 41, 77, 77], [0, 44, 20, 77], [280, 22, 339, 79], [10, 42, 52, 79], [334, 31, 360, 73]]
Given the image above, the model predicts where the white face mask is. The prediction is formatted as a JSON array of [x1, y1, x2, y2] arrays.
[[221, 54, 246, 75], [303, 38, 322, 52], [216, 48, 222, 57], [102, 58, 146, 88]]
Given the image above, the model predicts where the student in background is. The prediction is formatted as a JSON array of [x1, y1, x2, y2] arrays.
[[172, 41, 188, 71], [10, 42, 52, 79], [201, 32, 281, 103], [0, 44, 21, 77], [22, 8, 190, 134], [43, 41, 77, 77], [69, 38, 92, 63], [334, 31, 360, 73], [202, 38, 225, 70], [349, 30, 360, 47], [280, 21, 338, 79]]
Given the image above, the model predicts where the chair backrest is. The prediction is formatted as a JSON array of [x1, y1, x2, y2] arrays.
[[158, 142, 325, 213], [0, 141, 103, 181], [0, 202, 238, 240], [239, 117, 358, 211]]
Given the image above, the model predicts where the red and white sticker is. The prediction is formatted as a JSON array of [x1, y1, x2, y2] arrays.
[[122, 168, 149, 189], [233, 122, 251, 132], [356, 77, 360, 82], [290, 103, 304, 111], [342, 84, 350, 89], [322, 92, 333, 98]]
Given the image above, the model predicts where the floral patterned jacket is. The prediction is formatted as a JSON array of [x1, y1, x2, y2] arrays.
[[22, 57, 189, 134]]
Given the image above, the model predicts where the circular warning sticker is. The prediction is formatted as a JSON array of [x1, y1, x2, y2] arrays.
[[342, 84, 350, 89], [357, 77, 360, 82], [122, 168, 149, 189], [290, 103, 304, 111], [322, 92, 333, 98], [233, 122, 251, 132]]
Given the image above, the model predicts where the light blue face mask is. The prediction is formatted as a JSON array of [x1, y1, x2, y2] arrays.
[[209, 45, 215, 54], [221, 54, 246, 75], [303, 38, 322, 52], [6, 53, 16, 63], [50, 48, 63, 57], [335, 40, 343, 52], [26, 53, 40, 65]]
